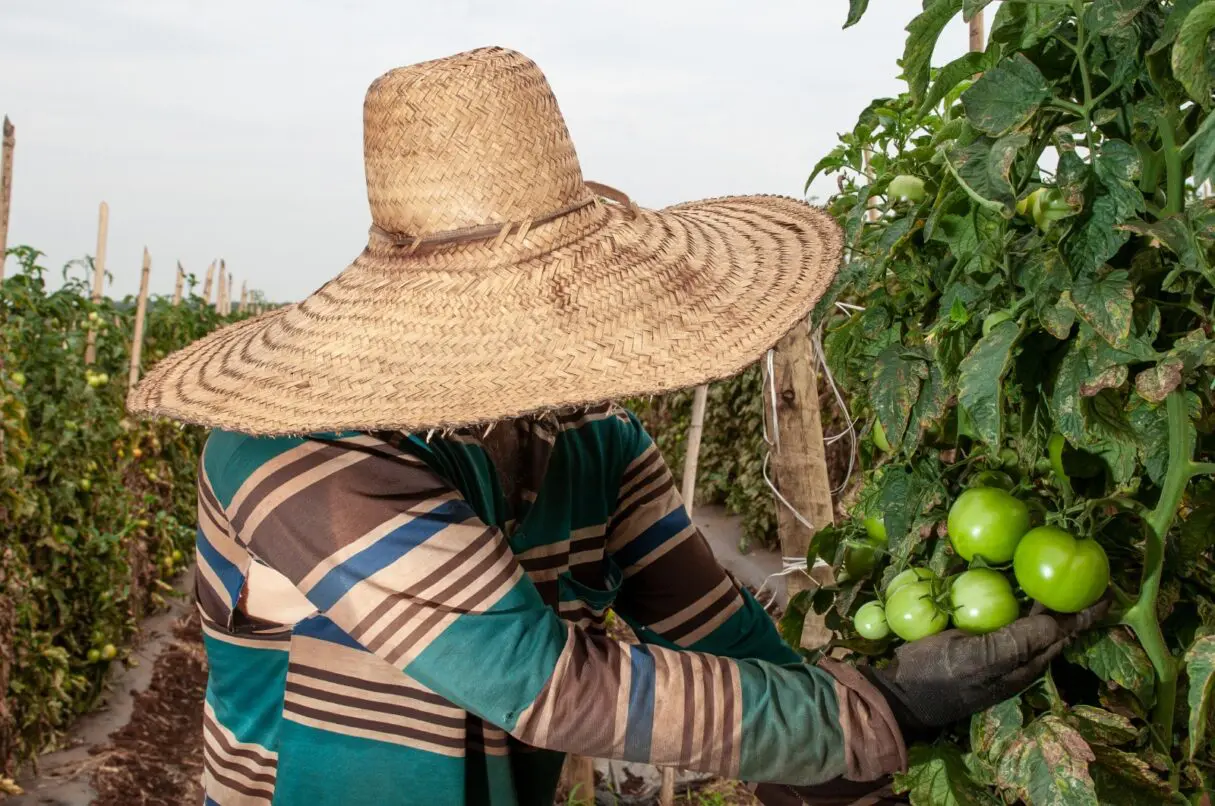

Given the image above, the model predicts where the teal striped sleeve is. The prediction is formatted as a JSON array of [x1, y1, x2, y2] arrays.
[[607, 411, 800, 665], [220, 432, 904, 785]]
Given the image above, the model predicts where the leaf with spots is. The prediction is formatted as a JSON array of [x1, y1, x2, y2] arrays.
[[958, 319, 1019, 447], [904, 0, 966, 104], [1134, 357, 1185, 403], [870, 344, 929, 451], [945, 134, 1028, 216], [1181, 489, 1215, 576], [894, 744, 999, 806], [971, 697, 1024, 761], [992, 715, 1099, 806], [1186, 634, 1215, 759], [1065, 627, 1156, 705], [1090, 745, 1178, 805], [906, 361, 951, 455], [1065, 196, 1130, 275], [1070, 270, 1135, 348], [1171, 0, 1215, 104], [1085, 0, 1153, 34], [962, 54, 1052, 136], [1066, 705, 1140, 747]]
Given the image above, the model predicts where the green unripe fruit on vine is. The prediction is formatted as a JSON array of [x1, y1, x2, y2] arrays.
[[10, 372, 25, 388], [88, 311, 100, 322], [873, 420, 892, 453], [87, 649, 101, 663], [982, 311, 1013, 337], [854, 601, 891, 640], [887, 567, 935, 597], [100, 644, 117, 661], [888, 174, 926, 202]]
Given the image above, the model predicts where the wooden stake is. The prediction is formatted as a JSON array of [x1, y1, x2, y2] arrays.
[[767, 320, 836, 648], [227, 271, 233, 315], [84, 202, 109, 365], [969, 9, 986, 53], [240, 281, 248, 314], [0, 117, 14, 283], [217, 263, 228, 315], [560, 755, 595, 805], [172, 261, 184, 306], [128, 248, 151, 395], [203, 261, 215, 304]]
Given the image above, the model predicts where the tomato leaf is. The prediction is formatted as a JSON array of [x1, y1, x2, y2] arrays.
[[971, 696, 1024, 760], [1069, 270, 1135, 348], [778, 589, 811, 649], [1181, 488, 1215, 576], [945, 134, 1028, 215], [920, 51, 996, 119], [993, 715, 1099, 806], [962, 54, 1051, 136], [1066, 705, 1141, 746], [894, 743, 999, 806], [904, 0, 966, 105], [958, 319, 1019, 447], [1085, 0, 1153, 35], [877, 466, 933, 557], [1151, 0, 1205, 54], [1186, 635, 1215, 759], [1065, 627, 1157, 705], [962, 0, 998, 22], [1065, 196, 1131, 275], [1090, 745, 1178, 804], [871, 344, 929, 450], [1191, 108, 1215, 189], [1093, 140, 1144, 220], [906, 361, 951, 454], [1127, 394, 1172, 485], [1171, 0, 1215, 105], [844, 0, 870, 27], [1134, 357, 1185, 403]]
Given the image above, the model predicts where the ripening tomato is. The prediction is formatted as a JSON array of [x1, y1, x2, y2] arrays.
[[854, 601, 891, 640], [950, 569, 1019, 634], [947, 487, 1031, 564], [887, 567, 935, 597], [1013, 526, 1109, 613], [885, 581, 949, 641]]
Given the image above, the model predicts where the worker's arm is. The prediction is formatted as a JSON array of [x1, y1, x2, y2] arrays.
[[213, 433, 903, 786], [606, 410, 801, 665]]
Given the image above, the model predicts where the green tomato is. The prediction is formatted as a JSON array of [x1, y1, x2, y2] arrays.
[[950, 569, 1020, 634], [854, 602, 891, 640], [79, 478, 92, 492], [982, 311, 1013, 337], [100, 643, 117, 661], [1013, 526, 1110, 613], [888, 174, 927, 203], [9, 371, 25, 388], [886, 567, 935, 597], [86, 648, 101, 663], [947, 487, 1031, 564], [885, 581, 949, 641], [863, 516, 887, 543], [872, 420, 892, 453], [998, 448, 1020, 469]]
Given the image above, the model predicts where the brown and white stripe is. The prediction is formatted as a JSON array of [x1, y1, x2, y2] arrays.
[[285, 635, 472, 756], [202, 702, 277, 805]]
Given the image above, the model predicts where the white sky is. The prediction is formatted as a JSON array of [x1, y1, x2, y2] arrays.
[[0, 0, 976, 302]]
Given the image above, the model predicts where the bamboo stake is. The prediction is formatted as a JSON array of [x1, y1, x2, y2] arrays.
[[84, 202, 109, 365], [240, 281, 247, 314], [128, 248, 151, 395], [172, 261, 184, 306], [203, 261, 215, 304], [0, 117, 14, 283]]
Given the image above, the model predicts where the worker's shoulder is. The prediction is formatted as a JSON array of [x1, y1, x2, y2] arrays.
[[200, 429, 351, 509]]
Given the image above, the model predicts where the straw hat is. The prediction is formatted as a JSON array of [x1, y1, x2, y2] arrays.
[[129, 47, 843, 436]]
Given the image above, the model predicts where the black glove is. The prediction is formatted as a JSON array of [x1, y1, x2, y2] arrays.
[[861, 599, 1111, 736]]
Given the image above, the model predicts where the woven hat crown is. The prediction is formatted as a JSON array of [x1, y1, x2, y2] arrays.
[[363, 47, 587, 238]]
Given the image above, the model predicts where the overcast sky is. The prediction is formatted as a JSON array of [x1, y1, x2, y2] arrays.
[[0, 1, 977, 302]]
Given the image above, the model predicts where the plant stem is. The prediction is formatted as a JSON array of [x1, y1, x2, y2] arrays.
[[1192, 463, 1215, 476], [1122, 391, 1194, 753], [1050, 98, 1088, 117], [1160, 118, 1184, 217]]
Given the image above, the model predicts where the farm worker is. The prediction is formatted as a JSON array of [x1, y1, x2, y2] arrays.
[[128, 47, 1107, 806]]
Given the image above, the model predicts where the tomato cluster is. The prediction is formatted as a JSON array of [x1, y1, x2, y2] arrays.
[[853, 486, 1110, 642]]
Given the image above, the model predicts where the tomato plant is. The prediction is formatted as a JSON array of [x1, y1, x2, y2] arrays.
[[0, 247, 252, 770], [782, 1, 1215, 802]]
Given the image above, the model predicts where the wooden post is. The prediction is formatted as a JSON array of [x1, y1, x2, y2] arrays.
[[969, 8, 986, 53], [203, 261, 215, 304], [560, 756, 595, 805], [767, 320, 836, 644], [173, 261, 184, 306], [128, 248, 151, 395], [84, 202, 109, 365], [227, 270, 234, 315], [0, 117, 14, 283], [217, 263, 228, 315], [240, 281, 247, 314]]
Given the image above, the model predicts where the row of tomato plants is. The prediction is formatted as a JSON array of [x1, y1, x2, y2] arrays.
[[0, 247, 238, 772], [777, 2, 1215, 804]]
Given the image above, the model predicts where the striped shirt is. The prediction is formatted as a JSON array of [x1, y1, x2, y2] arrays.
[[194, 404, 903, 805]]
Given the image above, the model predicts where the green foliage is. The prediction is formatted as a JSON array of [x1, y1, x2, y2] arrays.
[[0, 248, 244, 771], [792, 1, 1215, 801]]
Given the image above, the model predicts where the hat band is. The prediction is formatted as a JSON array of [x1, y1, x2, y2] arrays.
[[369, 181, 638, 254]]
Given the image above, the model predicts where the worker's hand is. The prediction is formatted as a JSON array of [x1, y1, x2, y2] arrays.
[[861, 598, 1111, 735]]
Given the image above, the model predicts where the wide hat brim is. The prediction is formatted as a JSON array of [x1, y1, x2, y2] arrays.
[[128, 194, 842, 436]]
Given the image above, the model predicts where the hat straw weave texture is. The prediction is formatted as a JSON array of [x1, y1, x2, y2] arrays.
[[128, 46, 844, 436]]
